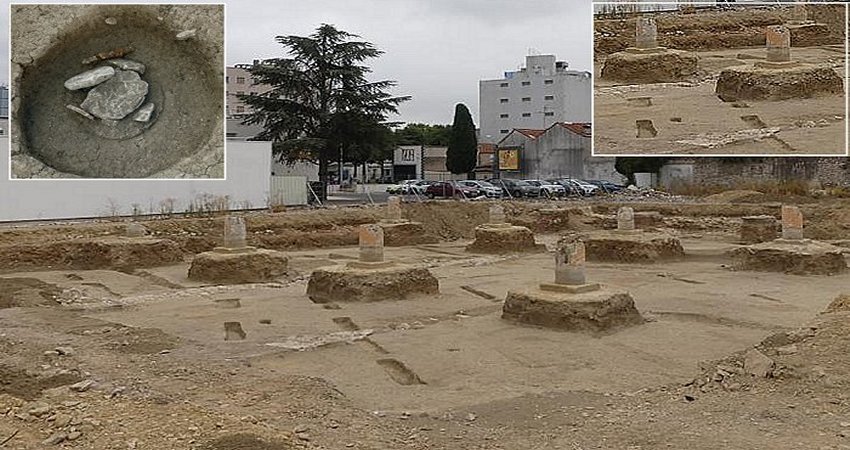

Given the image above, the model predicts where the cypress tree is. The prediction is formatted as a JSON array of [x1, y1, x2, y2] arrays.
[[446, 103, 478, 179]]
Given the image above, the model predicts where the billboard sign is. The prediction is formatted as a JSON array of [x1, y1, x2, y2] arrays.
[[499, 148, 520, 171]]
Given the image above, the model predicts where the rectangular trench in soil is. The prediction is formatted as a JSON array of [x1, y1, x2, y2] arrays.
[[376, 358, 427, 386]]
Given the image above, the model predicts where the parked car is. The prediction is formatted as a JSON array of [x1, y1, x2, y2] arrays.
[[458, 180, 502, 198], [386, 179, 435, 195], [524, 179, 566, 198], [386, 179, 419, 195], [585, 179, 625, 193], [546, 179, 581, 197], [407, 180, 435, 195], [424, 181, 479, 199], [486, 179, 541, 198], [558, 179, 599, 196]]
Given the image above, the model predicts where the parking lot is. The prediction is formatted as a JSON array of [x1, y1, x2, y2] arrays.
[[383, 178, 625, 201]]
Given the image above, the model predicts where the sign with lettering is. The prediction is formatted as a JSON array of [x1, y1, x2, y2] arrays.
[[394, 146, 421, 166]]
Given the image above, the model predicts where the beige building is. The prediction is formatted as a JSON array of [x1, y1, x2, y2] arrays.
[[226, 63, 269, 118]]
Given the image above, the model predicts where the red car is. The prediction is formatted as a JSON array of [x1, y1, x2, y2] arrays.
[[424, 181, 479, 199]]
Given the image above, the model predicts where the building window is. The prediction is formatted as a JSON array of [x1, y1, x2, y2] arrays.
[[521, 81, 531, 86], [236, 77, 246, 84], [500, 98, 509, 103], [544, 95, 554, 101], [522, 113, 531, 117], [521, 97, 531, 102], [544, 112, 554, 117], [500, 113, 509, 118], [500, 129, 509, 134], [544, 79, 554, 85], [500, 82, 509, 87], [226, 76, 230, 83]]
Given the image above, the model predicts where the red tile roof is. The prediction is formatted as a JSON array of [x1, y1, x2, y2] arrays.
[[553, 122, 592, 137], [514, 128, 547, 139], [478, 143, 497, 154]]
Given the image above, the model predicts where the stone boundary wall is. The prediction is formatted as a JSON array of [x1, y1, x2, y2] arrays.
[[662, 157, 850, 188]]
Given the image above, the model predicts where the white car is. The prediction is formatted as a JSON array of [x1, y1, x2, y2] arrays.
[[407, 180, 435, 195], [458, 180, 502, 198], [386, 179, 421, 195], [387, 180, 416, 194]]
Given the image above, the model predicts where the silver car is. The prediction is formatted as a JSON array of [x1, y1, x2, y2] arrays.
[[524, 179, 566, 197], [459, 180, 502, 198]]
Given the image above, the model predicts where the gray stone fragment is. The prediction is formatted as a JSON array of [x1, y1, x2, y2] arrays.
[[176, 29, 197, 40], [81, 70, 149, 120], [67, 431, 83, 441], [125, 223, 148, 237], [64, 66, 115, 90], [132, 103, 155, 122], [105, 17, 117, 25], [66, 104, 94, 120], [106, 58, 146, 74], [42, 432, 68, 446], [744, 349, 775, 378], [69, 379, 96, 392]]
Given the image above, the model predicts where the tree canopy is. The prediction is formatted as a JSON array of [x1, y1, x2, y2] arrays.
[[239, 24, 409, 184], [614, 157, 668, 184], [392, 123, 452, 146]]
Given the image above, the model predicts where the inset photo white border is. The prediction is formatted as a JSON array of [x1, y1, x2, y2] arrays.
[[6, 2, 227, 181], [590, 1, 849, 158]]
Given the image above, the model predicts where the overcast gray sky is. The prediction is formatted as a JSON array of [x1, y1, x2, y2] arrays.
[[2, 0, 593, 125]]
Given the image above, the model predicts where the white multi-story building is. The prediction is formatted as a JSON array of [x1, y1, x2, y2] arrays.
[[479, 55, 591, 144]]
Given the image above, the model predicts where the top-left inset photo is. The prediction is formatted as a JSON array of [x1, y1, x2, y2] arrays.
[[9, 3, 225, 179]]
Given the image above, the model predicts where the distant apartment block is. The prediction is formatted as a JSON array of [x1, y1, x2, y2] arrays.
[[479, 55, 592, 144], [226, 62, 270, 118]]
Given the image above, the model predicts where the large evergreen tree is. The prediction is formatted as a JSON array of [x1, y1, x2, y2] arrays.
[[446, 104, 478, 178], [239, 24, 409, 192]]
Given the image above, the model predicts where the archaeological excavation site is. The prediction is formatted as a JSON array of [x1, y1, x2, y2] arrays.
[[9, 4, 225, 179], [593, 4, 848, 155], [0, 193, 849, 449]]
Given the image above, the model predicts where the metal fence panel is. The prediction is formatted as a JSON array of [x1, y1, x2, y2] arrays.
[[270, 176, 308, 206]]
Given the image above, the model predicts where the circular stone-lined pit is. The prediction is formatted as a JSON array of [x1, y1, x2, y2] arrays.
[[14, 5, 223, 178]]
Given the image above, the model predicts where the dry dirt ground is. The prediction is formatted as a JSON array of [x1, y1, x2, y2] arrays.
[[0, 198, 849, 449], [593, 6, 848, 156]]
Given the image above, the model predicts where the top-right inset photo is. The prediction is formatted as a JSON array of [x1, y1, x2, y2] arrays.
[[593, 2, 848, 156]]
